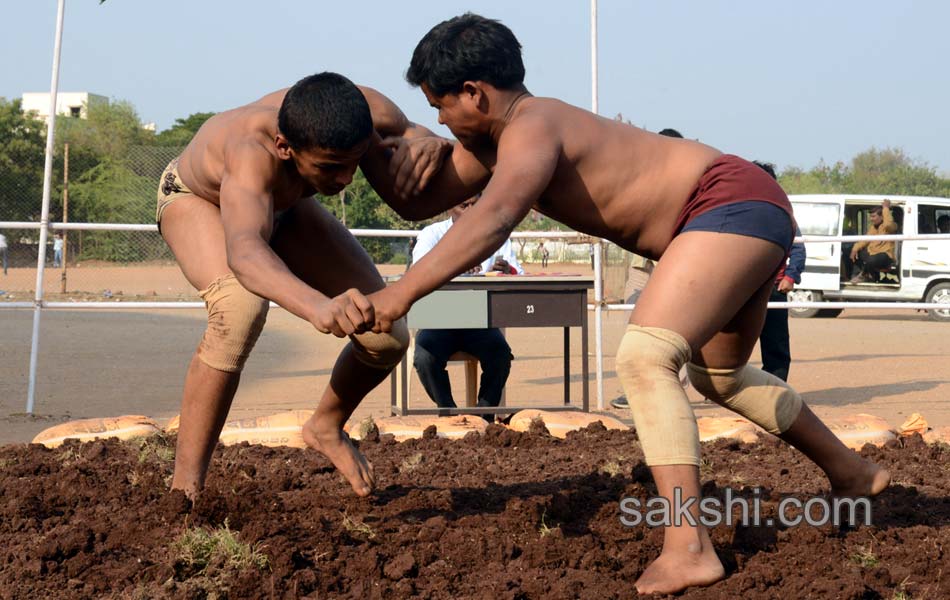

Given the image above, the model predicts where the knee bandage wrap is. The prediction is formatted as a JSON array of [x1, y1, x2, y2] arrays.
[[615, 324, 700, 466], [350, 317, 409, 370], [686, 364, 803, 435], [196, 274, 269, 373]]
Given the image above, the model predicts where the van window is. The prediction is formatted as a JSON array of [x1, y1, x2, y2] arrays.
[[920, 204, 950, 234], [792, 202, 840, 236]]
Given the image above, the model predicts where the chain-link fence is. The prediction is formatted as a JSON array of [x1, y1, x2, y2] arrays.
[[0, 144, 190, 300]]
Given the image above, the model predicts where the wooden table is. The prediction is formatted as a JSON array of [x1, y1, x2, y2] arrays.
[[389, 275, 594, 416]]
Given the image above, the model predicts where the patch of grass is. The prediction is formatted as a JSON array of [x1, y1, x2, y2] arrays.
[[893, 576, 913, 600], [341, 512, 376, 539], [850, 545, 879, 568], [132, 435, 175, 464], [538, 509, 555, 538], [173, 519, 269, 576], [356, 417, 378, 440], [700, 457, 715, 478], [57, 446, 81, 465], [400, 453, 424, 473], [599, 461, 623, 477]]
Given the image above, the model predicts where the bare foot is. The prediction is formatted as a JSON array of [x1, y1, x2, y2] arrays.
[[635, 544, 725, 595], [831, 457, 891, 497], [170, 479, 200, 502], [303, 418, 376, 497]]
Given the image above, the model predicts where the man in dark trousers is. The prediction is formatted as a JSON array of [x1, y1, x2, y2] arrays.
[[753, 161, 806, 382]]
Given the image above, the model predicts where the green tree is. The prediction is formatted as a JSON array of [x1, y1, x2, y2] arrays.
[[779, 147, 950, 197], [67, 157, 159, 261], [317, 169, 427, 263], [56, 99, 153, 164], [0, 98, 46, 221], [154, 112, 215, 146]]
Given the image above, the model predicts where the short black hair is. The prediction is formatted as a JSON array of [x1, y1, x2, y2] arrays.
[[277, 72, 372, 151], [658, 128, 683, 138], [407, 13, 525, 96], [752, 160, 777, 180]]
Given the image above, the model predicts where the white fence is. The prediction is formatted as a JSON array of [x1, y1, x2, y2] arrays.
[[2, 220, 949, 414]]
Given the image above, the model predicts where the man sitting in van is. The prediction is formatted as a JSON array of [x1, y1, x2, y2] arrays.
[[849, 199, 898, 283]]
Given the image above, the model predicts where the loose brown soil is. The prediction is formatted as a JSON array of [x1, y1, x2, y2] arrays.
[[1, 425, 947, 599]]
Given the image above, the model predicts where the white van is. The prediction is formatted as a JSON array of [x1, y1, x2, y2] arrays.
[[788, 194, 950, 321]]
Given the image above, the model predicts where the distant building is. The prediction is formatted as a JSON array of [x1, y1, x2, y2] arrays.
[[20, 92, 109, 122]]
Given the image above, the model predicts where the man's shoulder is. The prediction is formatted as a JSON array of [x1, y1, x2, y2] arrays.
[[418, 219, 452, 240]]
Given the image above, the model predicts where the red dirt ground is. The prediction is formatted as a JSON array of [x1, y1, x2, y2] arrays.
[[0, 424, 946, 599]]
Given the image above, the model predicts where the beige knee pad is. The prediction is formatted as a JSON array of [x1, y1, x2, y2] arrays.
[[615, 324, 700, 466], [196, 274, 269, 373], [686, 363, 803, 435], [349, 317, 409, 370]]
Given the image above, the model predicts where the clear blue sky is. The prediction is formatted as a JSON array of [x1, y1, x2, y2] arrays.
[[3, 1, 948, 174]]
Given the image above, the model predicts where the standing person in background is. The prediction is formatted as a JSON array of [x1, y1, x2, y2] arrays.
[[0, 232, 8, 276], [753, 161, 806, 382], [539, 241, 549, 268], [53, 233, 64, 268]]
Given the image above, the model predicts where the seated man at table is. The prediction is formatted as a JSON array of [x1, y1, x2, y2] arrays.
[[412, 194, 523, 421]]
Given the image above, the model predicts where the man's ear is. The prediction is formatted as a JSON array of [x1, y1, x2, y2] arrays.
[[274, 133, 294, 161], [461, 81, 487, 111]]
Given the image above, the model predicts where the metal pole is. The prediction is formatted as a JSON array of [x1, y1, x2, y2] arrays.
[[590, 1, 604, 409], [593, 240, 604, 410], [60, 142, 68, 293], [590, 0, 599, 115], [27, 0, 67, 414]]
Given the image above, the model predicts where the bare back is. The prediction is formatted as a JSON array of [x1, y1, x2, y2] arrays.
[[176, 89, 307, 211], [493, 98, 722, 259]]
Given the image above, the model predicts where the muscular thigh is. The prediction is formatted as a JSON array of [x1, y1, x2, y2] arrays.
[[270, 198, 385, 296], [159, 195, 231, 291], [631, 230, 784, 366]]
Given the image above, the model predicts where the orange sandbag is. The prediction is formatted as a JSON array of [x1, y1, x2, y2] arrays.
[[923, 426, 950, 445], [218, 410, 312, 448], [369, 415, 488, 442], [508, 409, 628, 439], [696, 417, 760, 444], [824, 414, 896, 450], [32, 415, 162, 448], [165, 414, 180, 433], [898, 413, 929, 437]]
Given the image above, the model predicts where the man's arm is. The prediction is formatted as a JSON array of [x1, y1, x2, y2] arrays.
[[363, 136, 491, 220], [782, 228, 806, 287], [370, 116, 561, 331], [357, 86, 463, 207], [881, 200, 898, 234], [357, 85, 490, 219], [220, 144, 372, 336]]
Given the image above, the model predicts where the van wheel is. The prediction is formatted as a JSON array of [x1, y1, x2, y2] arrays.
[[926, 283, 950, 322], [787, 289, 822, 318]]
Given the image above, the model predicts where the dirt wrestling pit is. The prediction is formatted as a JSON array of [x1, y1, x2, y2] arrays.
[[0, 423, 947, 599]]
